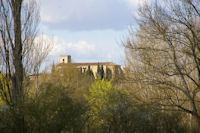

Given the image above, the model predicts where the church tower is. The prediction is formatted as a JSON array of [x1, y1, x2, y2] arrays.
[[59, 55, 71, 63]]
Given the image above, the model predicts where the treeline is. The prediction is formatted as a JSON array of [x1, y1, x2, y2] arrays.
[[0, 64, 191, 133], [1, 0, 200, 132], [78, 64, 117, 81]]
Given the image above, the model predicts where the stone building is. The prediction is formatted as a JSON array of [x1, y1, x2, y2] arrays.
[[57, 55, 122, 78]]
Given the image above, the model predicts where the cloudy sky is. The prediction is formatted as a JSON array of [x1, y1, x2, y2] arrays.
[[38, 0, 141, 66]]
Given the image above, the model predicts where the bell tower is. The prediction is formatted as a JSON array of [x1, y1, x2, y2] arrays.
[[59, 55, 71, 63]]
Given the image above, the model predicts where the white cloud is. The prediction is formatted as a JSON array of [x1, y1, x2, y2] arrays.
[[35, 34, 125, 66], [34, 34, 95, 58], [49, 36, 95, 58], [124, 0, 145, 7], [39, 0, 133, 31], [40, 0, 95, 24]]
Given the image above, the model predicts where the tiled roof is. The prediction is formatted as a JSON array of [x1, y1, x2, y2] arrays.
[[57, 62, 120, 66]]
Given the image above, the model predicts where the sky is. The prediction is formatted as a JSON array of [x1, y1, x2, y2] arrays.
[[38, 0, 142, 67]]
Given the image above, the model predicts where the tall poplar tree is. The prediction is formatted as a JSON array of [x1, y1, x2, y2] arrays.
[[0, 0, 39, 132]]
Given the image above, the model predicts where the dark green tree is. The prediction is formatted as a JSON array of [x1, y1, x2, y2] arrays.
[[87, 65, 94, 78], [105, 67, 112, 81], [113, 66, 121, 82], [51, 62, 56, 73], [100, 65, 104, 79], [97, 63, 102, 79], [80, 67, 83, 73], [97, 63, 101, 76]]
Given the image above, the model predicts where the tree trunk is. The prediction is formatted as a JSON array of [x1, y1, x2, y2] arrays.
[[190, 114, 200, 132], [12, 1, 25, 132]]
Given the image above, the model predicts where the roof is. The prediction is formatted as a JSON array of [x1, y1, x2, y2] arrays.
[[57, 62, 120, 67], [60, 55, 71, 57]]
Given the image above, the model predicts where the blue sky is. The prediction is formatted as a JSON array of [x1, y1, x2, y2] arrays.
[[38, 0, 142, 66]]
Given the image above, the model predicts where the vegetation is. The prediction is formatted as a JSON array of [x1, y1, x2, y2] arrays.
[[0, 0, 200, 132], [124, 0, 200, 131], [105, 67, 112, 81]]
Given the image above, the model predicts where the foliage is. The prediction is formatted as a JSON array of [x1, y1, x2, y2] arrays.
[[125, 0, 200, 127], [0, 74, 11, 105], [51, 62, 56, 73], [96, 64, 105, 79], [100, 65, 104, 79], [25, 82, 85, 133], [86, 65, 94, 79], [1, 0, 200, 132], [0, 64, 197, 133], [105, 67, 112, 81], [85, 79, 189, 133], [86, 79, 134, 132]]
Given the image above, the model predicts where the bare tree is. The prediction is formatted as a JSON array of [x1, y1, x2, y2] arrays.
[[28, 35, 53, 97], [0, 0, 40, 132], [125, 0, 200, 127]]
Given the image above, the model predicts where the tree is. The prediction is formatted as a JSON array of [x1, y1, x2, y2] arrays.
[[125, 0, 200, 127], [113, 66, 121, 82], [25, 82, 84, 133], [87, 65, 94, 79], [100, 65, 104, 79], [0, 0, 40, 132], [97, 63, 101, 78], [31, 35, 53, 97], [28, 63, 92, 132], [85, 79, 135, 133], [105, 67, 112, 81], [51, 61, 56, 73], [96, 63, 104, 79]]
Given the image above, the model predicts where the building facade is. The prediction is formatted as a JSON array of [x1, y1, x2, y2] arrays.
[[57, 55, 122, 78]]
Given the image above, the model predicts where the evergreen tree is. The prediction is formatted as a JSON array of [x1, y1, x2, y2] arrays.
[[113, 66, 122, 82], [97, 63, 101, 78], [100, 65, 104, 79], [97, 63, 101, 74], [87, 65, 94, 78], [80, 67, 83, 74], [105, 67, 112, 81], [51, 62, 56, 73]]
